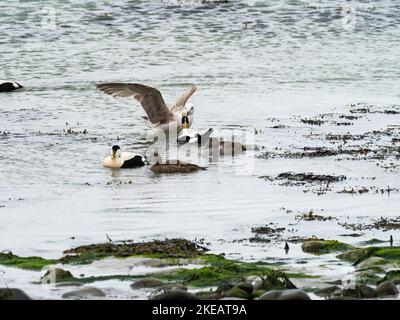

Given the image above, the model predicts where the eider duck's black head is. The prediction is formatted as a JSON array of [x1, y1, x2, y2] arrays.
[[111, 145, 121, 158]]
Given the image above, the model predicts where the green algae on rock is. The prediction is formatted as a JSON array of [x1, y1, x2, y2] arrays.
[[0, 251, 56, 271], [337, 246, 400, 264], [301, 240, 352, 254], [41, 268, 74, 283]]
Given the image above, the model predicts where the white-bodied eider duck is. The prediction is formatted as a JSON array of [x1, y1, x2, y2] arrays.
[[0, 80, 23, 92], [103, 145, 147, 169], [149, 152, 206, 174], [177, 115, 213, 146]]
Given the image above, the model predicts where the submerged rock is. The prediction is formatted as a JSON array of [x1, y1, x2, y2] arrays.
[[375, 281, 399, 298], [150, 289, 197, 301], [62, 287, 106, 299], [130, 278, 164, 289], [0, 288, 31, 300], [259, 289, 311, 300]]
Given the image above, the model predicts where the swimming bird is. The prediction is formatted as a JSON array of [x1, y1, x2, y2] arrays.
[[103, 145, 147, 169], [96, 83, 197, 135], [177, 115, 214, 146], [149, 152, 206, 174], [0, 80, 23, 92], [208, 137, 247, 156]]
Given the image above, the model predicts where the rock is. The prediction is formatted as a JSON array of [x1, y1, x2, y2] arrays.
[[237, 282, 253, 295], [62, 287, 105, 299], [130, 278, 164, 289], [160, 284, 187, 291], [259, 289, 311, 300], [0, 288, 31, 300], [356, 257, 389, 270], [251, 289, 266, 298], [42, 268, 73, 283], [375, 281, 399, 297], [150, 289, 197, 301], [224, 286, 250, 299], [314, 286, 341, 298], [360, 286, 377, 299], [301, 240, 350, 254]]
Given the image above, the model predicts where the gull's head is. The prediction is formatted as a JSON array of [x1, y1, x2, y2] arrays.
[[183, 103, 194, 116], [111, 145, 122, 159]]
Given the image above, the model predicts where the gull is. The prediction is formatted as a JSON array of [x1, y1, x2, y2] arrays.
[[96, 83, 197, 135]]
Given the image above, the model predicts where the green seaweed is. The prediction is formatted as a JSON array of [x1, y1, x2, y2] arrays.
[[374, 247, 400, 261], [0, 252, 56, 271], [150, 255, 317, 287], [337, 246, 400, 264]]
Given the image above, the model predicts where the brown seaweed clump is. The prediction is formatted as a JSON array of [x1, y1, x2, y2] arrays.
[[151, 161, 206, 174], [63, 238, 209, 260]]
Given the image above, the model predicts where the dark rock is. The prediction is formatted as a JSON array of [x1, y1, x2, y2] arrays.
[[314, 286, 341, 298], [376, 281, 399, 297], [130, 278, 164, 289], [62, 287, 105, 299], [150, 289, 197, 300], [0, 288, 31, 300], [237, 282, 253, 295], [259, 289, 311, 300], [360, 286, 377, 299]]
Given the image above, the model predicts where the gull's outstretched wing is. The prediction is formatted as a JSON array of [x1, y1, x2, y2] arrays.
[[96, 83, 174, 124], [171, 85, 197, 113]]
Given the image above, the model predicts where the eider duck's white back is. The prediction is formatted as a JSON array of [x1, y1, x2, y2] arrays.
[[103, 145, 147, 169], [0, 80, 23, 92]]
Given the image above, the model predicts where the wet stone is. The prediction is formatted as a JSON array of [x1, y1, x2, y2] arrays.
[[0, 288, 31, 300], [62, 286, 106, 299], [130, 278, 164, 289], [259, 289, 311, 300], [150, 289, 197, 301], [375, 281, 399, 298]]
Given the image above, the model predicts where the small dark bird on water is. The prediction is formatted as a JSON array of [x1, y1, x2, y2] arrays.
[[284, 243, 290, 254]]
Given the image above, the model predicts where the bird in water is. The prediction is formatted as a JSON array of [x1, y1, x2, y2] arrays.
[[208, 137, 247, 156], [96, 83, 197, 135], [149, 151, 206, 174], [177, 114, 214, 146], [103, 145, 147, 169], [0, 80, 23, 92]]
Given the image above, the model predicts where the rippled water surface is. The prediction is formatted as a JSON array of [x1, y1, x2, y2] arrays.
[[1, 0, 400, 298]]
